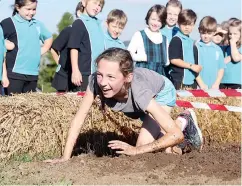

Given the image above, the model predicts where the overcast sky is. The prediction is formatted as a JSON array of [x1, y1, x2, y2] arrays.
[[0, 0, 241, 41]]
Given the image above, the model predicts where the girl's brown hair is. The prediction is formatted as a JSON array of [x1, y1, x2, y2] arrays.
[[96, 48, 134, 77], [13, 0, 38, 16], [145, 5, 167, 28], [229, 20, 242, 47]]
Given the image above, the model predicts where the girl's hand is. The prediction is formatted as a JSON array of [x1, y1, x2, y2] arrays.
[[71, 70, 82, 86], [200, 84, 208, 90], [44, 157, 70, 164], [211, 83, 220, 89], [1, 76, 9, 87], [229, 35, 239, 45], [108, 140, 137, 156]]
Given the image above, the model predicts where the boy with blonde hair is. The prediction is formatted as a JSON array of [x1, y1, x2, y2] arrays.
[[195, 16, 225, 89], [105, 9, 127, 49]]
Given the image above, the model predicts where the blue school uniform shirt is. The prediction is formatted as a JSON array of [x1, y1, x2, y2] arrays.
[[222, 45, 242, 85], [161, 25, 179, 43], [174, 31, 196, 85], [196, 41, 225, 88], [79, 14, 105, 73], [104, 31, 125, 49], [1, 14, 52, 76], [0, 26, 5, 81]]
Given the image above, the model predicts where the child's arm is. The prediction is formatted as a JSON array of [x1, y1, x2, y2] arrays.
[[230, 39, 242, 62], [41, 37, 53, 55], [170, 59, 202, 73], [127, 31, 147, 62], [50, 48, 60, 64], [196, 75, 208, 90], [1, 59, 9, 88], [211, 69, 224, 89], [109, 99, 184, 155], [44, 87, 94, 163], [224, 56, 231, 64], [5, 40, 14, 50], [70, 48, 82, 86]]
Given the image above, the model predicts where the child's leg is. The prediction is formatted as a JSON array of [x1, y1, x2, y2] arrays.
[[23, 80, 37, 93], [136, 105, 172, 147], [6, 78, 25, 95]]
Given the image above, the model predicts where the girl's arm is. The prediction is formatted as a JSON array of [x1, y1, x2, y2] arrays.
[[230, 41, 242, 62], [41, 37, 53, 55], [1, 59, 9, 88], [109, 99, 184, 155], [70, 48, 82, 86], [50, 48, 60, 64], [127, 31, 147, 62], [224, 56, 231, 64], [212, 69, 224, 89], [45, 87, 95, 163], [196, 75, 208, 90]]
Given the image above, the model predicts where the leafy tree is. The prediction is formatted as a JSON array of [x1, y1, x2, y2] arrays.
[[38, 12, 74, 92]]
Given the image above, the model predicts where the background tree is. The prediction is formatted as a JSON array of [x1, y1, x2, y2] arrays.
[[38, 12, 74, 92]]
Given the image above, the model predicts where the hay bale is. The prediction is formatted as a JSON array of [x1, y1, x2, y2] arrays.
[[0, 93, 240, 160]]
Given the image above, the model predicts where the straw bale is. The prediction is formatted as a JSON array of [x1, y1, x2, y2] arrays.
[[0, 93, 240, 160]]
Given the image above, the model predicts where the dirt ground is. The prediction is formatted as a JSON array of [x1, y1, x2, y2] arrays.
[[0, 143, 240, 185]]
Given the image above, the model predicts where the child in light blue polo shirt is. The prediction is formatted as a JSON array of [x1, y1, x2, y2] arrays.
[[161, 0, 182, 43], [221, 20, 242, 89], [195, 16, 225, 89], [104, 9, 127, 49], [0, 0, 52, 95]]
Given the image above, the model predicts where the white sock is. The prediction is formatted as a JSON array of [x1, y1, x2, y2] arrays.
[[177, 117, 188, 131]]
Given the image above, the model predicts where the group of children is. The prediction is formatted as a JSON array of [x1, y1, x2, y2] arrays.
[[0, 0, 241, 160]]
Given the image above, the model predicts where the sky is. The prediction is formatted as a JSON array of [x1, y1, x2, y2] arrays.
[[0, 0, 241, 41]]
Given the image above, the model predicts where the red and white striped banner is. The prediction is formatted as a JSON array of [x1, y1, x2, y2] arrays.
[[176, 100, 242, 113], [55, 90, 241, 112], [176, 89, 242, 98]]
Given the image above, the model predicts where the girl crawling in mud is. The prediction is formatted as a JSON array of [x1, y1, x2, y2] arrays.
[[46, 48, 203, 163]]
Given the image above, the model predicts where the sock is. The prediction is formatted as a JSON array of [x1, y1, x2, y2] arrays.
[[177, 117, 188, 131]]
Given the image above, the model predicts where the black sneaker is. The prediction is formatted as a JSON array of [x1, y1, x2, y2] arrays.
[[178, 109, 203, 151]]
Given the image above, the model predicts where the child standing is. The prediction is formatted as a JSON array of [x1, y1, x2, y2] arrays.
[[128, 5, 169, 76], [195, 16, 225, 89], [221, 20, 242, 89], [0, 0, 53, 95], [68, 0, 105, 92], [45, 48, 203, 163], [0, 26, 15, 95], [104, 9, 127, 49], [169, 9, 202, 90], [51, 2, 84, 92], [161, 0, 182, 43]]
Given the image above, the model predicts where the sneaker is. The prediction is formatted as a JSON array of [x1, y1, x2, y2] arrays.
[[178, 109, 203, 151]]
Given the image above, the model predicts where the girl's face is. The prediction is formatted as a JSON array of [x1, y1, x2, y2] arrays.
[[229, 26, 241, 43], [148, 12, 162, 32], [16, 1, 37, 20], [166, 6, 180, 27], [82, 0, 102, 17], [213, 33, 224, 45], [200, 32, 215, 44], [96, 59, 132, 98]]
